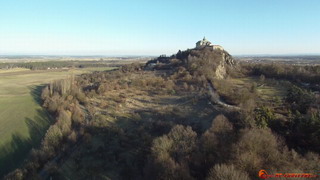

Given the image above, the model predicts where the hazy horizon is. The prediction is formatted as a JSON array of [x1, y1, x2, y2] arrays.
[[1, 53, 320, 58], [0, 0, 319, 55]]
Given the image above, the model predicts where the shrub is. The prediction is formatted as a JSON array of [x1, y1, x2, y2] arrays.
[[165, 80, 175, 91], [259, 74, 265, 83], [4, 169, 25, 180], [46, 99, 58, 113], [231, 128, 284, 178], [202, 115, 234, 166], [286, 85, 315, 113], [43, 125, 63, 149], [56, 110, 72, 136], [289, 108, 320, 152], [72, 105, 85, 125], [167, 125, 197, 162], [68, 130, 77, 144], [41, 86, 50, 100], [76, 91, 87, 104], [254, 106, 275, 128], [182, 82, 189, 91], [206, 164, 249, 180], [209, 115, 233, 133], [152, 125, 197, 163], [97, 84, 106, 94], [147, 125, 198, 180]]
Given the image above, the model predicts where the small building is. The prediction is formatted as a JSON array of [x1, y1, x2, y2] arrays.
[[196, 37, 212, 48], [195, 37, 224, 51]]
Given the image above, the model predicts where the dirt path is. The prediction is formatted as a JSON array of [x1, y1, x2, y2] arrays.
[[207, 81, 240, 110]]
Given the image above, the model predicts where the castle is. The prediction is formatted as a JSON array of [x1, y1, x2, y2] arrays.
[[195, 37, 224, 51]]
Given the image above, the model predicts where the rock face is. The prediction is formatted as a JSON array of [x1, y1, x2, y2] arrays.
[[223, 51, 235, 67], [215, 61, 226, 79], [215, 51, 236, 79], [146, 45, 236, 79]]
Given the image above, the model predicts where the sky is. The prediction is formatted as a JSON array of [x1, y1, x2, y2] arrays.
[[0, 0, 319, 56]]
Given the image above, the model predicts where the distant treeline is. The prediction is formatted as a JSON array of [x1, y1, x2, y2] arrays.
[[0, 61, 122, 70], [241, 62, 320, 84]]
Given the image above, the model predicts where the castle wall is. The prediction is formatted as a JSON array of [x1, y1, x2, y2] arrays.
[[213, 45, 224, 51]]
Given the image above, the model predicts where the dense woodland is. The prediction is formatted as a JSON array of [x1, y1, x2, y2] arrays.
[[5, 48, 320, 180], [0, 61, 120, 70], [241, 63, 320, 85]]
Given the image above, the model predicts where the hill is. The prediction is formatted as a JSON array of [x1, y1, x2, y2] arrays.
[[5, 44, 320, 180], [146, 47, 236, 79]]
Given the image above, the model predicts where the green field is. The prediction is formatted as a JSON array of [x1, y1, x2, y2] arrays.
[[0, 67, 114, 176], [230, 77, 289, 106]]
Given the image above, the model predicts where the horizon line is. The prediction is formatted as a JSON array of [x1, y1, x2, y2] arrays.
[[0, 53, 320, 57]]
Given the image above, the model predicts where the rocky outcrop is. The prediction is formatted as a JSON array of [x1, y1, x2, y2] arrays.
[[146, 45, 237, 80], [215, 51, 236, 79], [223, 51, 235, 67], [215, 61, 226, 79]]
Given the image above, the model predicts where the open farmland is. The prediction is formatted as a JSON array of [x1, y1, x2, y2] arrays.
[[0, 67, 115, 176]]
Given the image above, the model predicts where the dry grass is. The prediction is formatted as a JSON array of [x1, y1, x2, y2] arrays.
[[229, 77, 288, 106]]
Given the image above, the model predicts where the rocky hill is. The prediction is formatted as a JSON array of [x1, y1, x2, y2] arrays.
[[146, 46, 236, 79]]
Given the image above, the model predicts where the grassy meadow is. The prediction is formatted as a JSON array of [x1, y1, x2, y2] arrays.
[[0, 67, 115, 176], [230, 77, 288, 105]]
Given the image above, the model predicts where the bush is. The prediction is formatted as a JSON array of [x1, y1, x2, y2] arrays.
[[41, 86, 50, 100], [206, 164, 249, 180], [76, 91, 87, 104], [289, 108, 320, 152], [68, 131, 77, 144], [43, 125, 63, 149], [167, 125, 197, 162], [165, 80, 175, 91], [147, 125, 198, 180], [202, 115, 234, 166], [152, 125, 197, 163], [72, 105, 85, 125], [97, 84, 106, 94], [254, 106, 275, 128], [4, 168, 25, 180], [259, 74, 265, 83], [286, 85, 314, 113], [232, 128, 284, 178], [120, 63, 143, 72], [56, 110, 72, 136]]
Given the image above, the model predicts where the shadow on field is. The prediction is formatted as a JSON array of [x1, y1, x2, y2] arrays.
[[30, 85, 46, 105], [0, 85, 53, 177]]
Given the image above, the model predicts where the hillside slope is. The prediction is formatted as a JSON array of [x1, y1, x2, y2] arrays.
[[5, 47, 320, 180]]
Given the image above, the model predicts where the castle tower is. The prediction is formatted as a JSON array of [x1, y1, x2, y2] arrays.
[[196, 37, 212, 49]]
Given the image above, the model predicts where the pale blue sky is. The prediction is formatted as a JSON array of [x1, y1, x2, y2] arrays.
[[0, 0, 319, 55]]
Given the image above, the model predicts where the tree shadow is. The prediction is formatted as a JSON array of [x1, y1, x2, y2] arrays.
[[66, 97, 220, 179], [0, 109, 53, 177], [0, 85, 54, 178], [0, 133, 30, 177], [29, 85, 46, 105]]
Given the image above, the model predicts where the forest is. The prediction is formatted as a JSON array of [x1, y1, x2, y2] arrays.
[[0, 61, 120, 70]]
